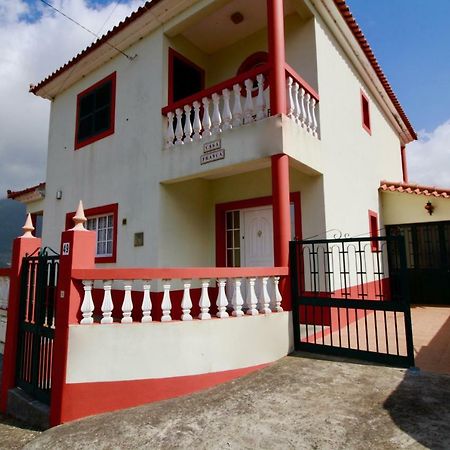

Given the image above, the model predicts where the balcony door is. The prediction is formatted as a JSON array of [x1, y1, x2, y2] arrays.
[[168, 48, 205, 104]]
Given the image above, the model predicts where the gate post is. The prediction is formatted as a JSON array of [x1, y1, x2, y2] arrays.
[[50, 202, 96, 426], [0, 216, 41, 412]]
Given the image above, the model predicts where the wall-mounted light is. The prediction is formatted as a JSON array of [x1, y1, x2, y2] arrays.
[[424, 201, 434, 215], [56, 190, 63, 200]]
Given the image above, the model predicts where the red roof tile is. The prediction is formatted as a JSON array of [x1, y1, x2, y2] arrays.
[[380, 181, 450, 198], [7, 183, 46, 200]]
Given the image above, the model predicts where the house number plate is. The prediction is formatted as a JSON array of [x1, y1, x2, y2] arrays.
[[200, 149, 225, 165]]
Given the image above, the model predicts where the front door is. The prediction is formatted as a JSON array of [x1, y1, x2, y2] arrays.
[[242, 207, 274, 267]]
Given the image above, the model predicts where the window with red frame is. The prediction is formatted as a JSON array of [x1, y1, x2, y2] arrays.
[[361, 90, 371, 134], [369, 210, 379, 251], [75, 72, 116, 150], [66, 203, 118, 263]]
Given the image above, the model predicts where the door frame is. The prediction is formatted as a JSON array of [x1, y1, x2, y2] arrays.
[[215, 192, 302, 267]]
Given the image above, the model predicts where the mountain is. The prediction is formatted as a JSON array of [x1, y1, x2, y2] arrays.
[[0, 199, 26, 267]]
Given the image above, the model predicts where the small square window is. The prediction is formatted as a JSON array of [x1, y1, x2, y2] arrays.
[[361, 90, 371, 134]]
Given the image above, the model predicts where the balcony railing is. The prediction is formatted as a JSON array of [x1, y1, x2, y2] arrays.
[[72, 266, 288, 324], [161, 63, 320, 149]]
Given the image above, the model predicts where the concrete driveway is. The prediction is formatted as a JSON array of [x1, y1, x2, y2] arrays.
[[18, 354, 450, 450]]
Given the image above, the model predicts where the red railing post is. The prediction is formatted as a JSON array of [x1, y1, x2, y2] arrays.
[[0, 227, 41, 412], [50, 225, 96, 426]]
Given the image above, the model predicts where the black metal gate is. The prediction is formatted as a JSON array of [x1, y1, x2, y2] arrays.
[[386, 221, 450, 305], [16, 248, 59, 404], [290, 236, 415, 368]]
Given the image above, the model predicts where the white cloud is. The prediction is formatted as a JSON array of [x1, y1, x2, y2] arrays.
[[407, 120, 450, 188], [0, 0, 142, 198]]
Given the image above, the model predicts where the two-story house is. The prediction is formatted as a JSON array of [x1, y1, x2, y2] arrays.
[[3, 0, 429, 427]]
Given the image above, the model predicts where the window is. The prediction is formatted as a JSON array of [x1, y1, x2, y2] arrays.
[[226, 211, 241, 267], [361, 90, 371, 134], [369, 210, 379, 251], [87, 214, 114, 257], [75, 72, 116, 150], [66, 203, 118, 263]]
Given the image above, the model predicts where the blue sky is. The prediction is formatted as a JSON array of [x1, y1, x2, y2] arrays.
[[347, 0, 450, 132]]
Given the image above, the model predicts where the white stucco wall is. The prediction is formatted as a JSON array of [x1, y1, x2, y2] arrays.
[[66, 312, 293, 383]]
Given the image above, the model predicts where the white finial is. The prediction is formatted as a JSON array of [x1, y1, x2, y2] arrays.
[[21, 214, 35, 238], [70, 200, 87, 231]]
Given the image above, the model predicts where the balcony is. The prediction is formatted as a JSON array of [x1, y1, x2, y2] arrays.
[[160, 63, 322, 182]]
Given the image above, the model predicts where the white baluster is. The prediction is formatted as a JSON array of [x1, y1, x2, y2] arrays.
[[245, 278, 259, 316], [232, 83, 243, 127], [256, 74, 266, 120], [181, 281, 193, 321], [183, 105, 193, 143], [211, 93, 222, 134], [311, 97, 318, 137], [175, 108, 184, 145], [216, 278, 229, 318], [299, 87, 306, 127], [121, 284, 133, 323], [293, 82, 301, 123], [192, 101, 202, 142], [202, 97, 212, 138], [166, 112, 175, 148], [244, 79, 255, 124], [161, 281, 172, 322], [100, 281, 113, 324], [231, 278, 244, 317], [198, 279, 211, 320], [274, 277, 283, 312], [141, 281, 152, 323], [259, 277, 272, 314], [305, 92, 312, 132], [80, 280, 94, 324], [287, 77, 294, 119], [222, 89, 232, 131]]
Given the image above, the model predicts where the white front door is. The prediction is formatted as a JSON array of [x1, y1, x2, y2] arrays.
[[242, 207, 274, 267]]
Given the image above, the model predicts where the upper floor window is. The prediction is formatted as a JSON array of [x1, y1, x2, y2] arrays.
[[75, 72, 116, 150], [361, 90, 371, 134]]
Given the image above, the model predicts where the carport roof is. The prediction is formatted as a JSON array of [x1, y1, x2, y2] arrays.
[[380, 181, 450, 198]]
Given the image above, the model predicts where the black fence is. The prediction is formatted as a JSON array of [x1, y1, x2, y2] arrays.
[[16, 248, 59, 404], [290, 236, 415, 368]]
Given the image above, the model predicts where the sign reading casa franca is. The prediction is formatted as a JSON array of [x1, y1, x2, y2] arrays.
[[201, 139, 225, 165]]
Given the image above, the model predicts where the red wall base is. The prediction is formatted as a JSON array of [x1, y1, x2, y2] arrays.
[[56, 364, 269, 424]]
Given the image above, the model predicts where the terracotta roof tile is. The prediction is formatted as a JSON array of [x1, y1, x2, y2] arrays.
[[380, 181, 450, 198], [7, 182, 46, 200]]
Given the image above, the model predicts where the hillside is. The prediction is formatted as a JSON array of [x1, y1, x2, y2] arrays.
[[0, 199, 26, 267]]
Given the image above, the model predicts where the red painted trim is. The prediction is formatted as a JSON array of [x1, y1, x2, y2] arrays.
[[56, 363, 270, 424], [72, 266, 289, 281], [167, 48, 205, 106], [215, 193, 302, 267], [360, 89, 371, 135], [66, 203, 118, 264], [162, 64, 271, 115], [267, 0, 287, 115], [400, 145, 408, 183], [368, 210, 379, 252], [0, 268, 11, 277], [284, 63, 319, 101], [74, 72, 116, 151]]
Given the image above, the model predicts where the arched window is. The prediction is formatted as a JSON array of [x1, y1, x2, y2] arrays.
[[237, 51, 269, 75]]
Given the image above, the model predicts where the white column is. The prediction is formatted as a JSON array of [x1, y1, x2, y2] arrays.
[[231, 278, 244, 317], [202, 97, 212, 138], [311, 98, 318, 137], [100, 281, 114, 324], [192, 101, 202, 142], [259, 277, 272, 314], [161, 281, 172, 322], [293, 82, 300, 123], [80, 280, 94, 324], [245, 278, 259, 316], [232, 83, 243, 127], [256, 74, 266, 120], [175, 108, 184, 145], [305, 92, 312, 132], [211, 93, 222, 134], [181, 281, 193, 321], [299, 87, 306, 127], [216, 278, 229, 318], [198, 279, 211, 320], [273, 276, 283, 312], [183, 105, 193, 143], [121, 284, 133, 324], [141, 281, 152, 323], [222, 88, 232, 131], [165, 112, 175, 148], [244, 79, 255, 124], [287, 77, 294, 119]]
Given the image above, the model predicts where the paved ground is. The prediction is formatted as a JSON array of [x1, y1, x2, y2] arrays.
[[18, 354, 450, 450]]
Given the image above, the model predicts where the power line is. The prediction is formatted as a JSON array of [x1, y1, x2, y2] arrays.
[[39, 0, 136, 61]]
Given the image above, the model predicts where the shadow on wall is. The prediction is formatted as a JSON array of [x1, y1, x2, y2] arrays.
[[383, 313, 450, 449]]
